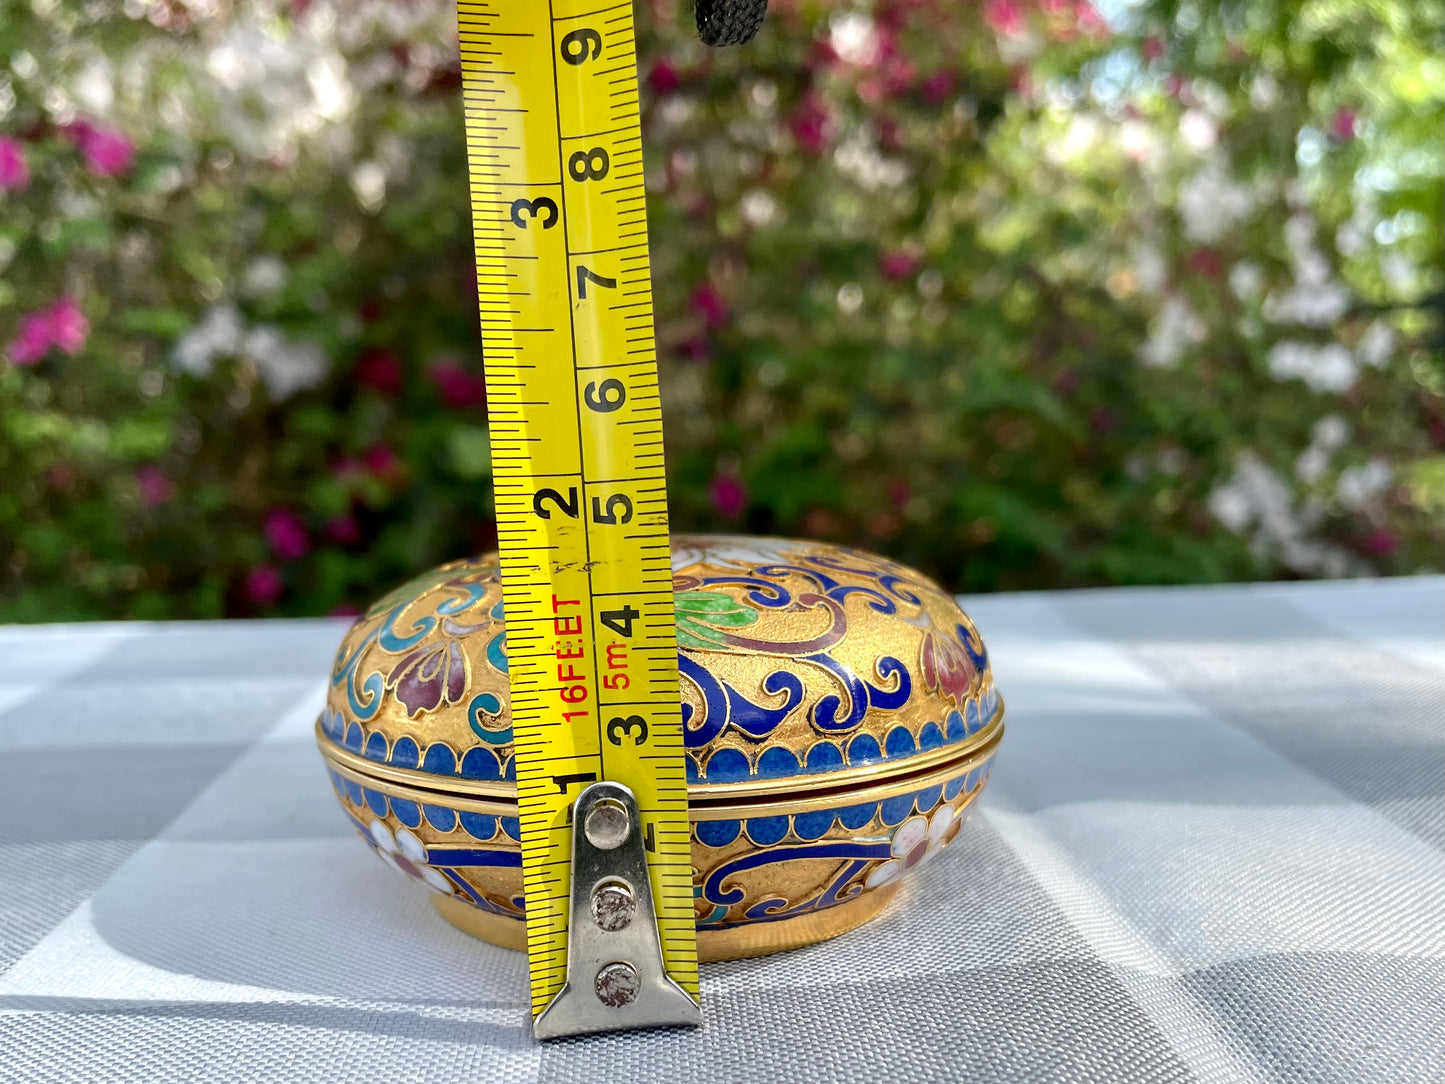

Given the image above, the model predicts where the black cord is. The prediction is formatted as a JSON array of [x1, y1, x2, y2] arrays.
[[695, 0, 768, 46]]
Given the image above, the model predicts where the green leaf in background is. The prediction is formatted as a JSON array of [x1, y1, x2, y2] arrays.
[[0, 0, 1439, 619]]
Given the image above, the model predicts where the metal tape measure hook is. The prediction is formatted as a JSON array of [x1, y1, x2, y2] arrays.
[[532, 782, 702, 1040]]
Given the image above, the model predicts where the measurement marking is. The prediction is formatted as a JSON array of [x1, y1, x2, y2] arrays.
[[576, 359, 655, 370], [570, 241, 647, 257], [552, 0, 629, 19], [561, 124, 635, 141]]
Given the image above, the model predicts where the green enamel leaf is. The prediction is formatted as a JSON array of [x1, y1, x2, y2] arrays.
[[673, 589, 757, 650]]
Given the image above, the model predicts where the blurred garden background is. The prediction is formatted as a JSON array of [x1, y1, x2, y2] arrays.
[[0, 0, 1440, 621]]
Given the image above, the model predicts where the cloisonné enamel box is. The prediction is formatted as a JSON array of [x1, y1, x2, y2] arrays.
[[315, 534, 1003, 960]]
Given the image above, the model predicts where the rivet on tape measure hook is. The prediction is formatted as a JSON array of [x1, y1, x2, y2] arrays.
[[456, 0, 699, 1037], [533, 781, 700, 1039]]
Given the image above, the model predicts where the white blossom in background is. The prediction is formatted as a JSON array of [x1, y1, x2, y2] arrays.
[[172, 304, 242, 376], [72, 53, 115, 115], [740, 189, 779, 227], [243, 326, 329, 401], [1337, 458, 1393, 510], [1178, 109, 1218, 153], [1263, 213, 1351, 327], [1209, 452, 1356, 575], [1313, 415, 1351, 450], [1228, 260, 1263, 301], [1267, 340, 1358, 393], [1139, 295, 1205, 368], [1177, 161, 1254, 243], [351, 160, 387, 212], [1356, 320, 1396, 369], [1048, 113, 1103, 165], [1249, 71, 1279, 110], [833, 131, 908, 190], [1294, 413, 1350, 485], [1263, 281, 1350, 327], [1381, 251, 1417, 295], [829, 12, 879, 66], [1118, 119, 1163, 167], [1131, 241, 1168, 295], [201, 16, 359, 161], [241, 256, 287, 298], [996, 30, 1043, 63], [1295, 445, 1330, 484]]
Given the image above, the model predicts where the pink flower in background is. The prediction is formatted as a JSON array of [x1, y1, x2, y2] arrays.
[[1143, 37, 1164, 60], [6, 311, 54, 366], [1075, 1, 1107, 37], [1364, 528, 1397, 556], [264, 508, 309, 561], [689, 282, 729, 329], [245, 565, 284, 607], [709, 473, 747, 518], [5, 297, 88, 365], [887, 478, 911, 510], [920, 71, 955, 105], [135, 465, 175, 506], [880, 251, 919, 282], [0, 136, 29, 190], [430, 360, 488, 410], [47, 297, 89, 354], [806, 39, 839, 72], [363, 443, 401, 480], [331, 455, 363, 480], [788, 93, 835, 156], [329, 602, 363, 618], [356, 349, 403, 396], [877, 117, 903, 151], [983, 0, 1025, 37], [647, 60, 680, 94], [326, 514, 362, 545], [64, 120, 135, 178], [677, 336, 711, 363], [1330, 108, 1357, 141], [1185, 248, 1222, 279]]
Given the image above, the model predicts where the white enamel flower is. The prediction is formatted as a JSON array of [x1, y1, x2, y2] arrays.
[[368, 819, 453, 895], [865, 804, 961, 889]]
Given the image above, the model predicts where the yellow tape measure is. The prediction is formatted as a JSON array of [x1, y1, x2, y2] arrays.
[[456, 0, 699, 1017]]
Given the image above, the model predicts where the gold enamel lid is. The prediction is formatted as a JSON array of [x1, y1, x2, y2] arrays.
[[318, 534, 1002, 803]]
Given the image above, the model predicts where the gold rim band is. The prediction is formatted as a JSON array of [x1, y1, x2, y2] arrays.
[[430, 881, 902, 963], [315, 701, 1004, 805], [318, 722, 1002, 822]]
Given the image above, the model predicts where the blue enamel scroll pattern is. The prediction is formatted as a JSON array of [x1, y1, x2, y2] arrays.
[[329, 749, 994, 933], [322, 538, 999, 788]]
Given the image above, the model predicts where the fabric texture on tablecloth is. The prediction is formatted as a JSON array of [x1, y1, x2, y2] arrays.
[[1, 578, 1441, 1083]]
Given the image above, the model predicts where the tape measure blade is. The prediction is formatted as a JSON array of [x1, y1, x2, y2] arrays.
[[458, 0, 698, 1015]]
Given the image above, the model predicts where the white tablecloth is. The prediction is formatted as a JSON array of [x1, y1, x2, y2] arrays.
[[1, 577, 1441, 1082]]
